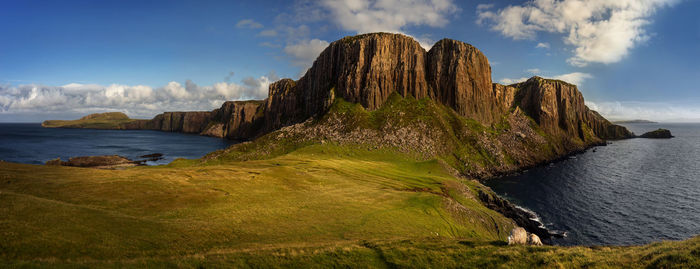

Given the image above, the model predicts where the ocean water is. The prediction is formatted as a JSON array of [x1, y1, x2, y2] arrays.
[[486, 123, 700, 246], [0, 123, 236, 165]]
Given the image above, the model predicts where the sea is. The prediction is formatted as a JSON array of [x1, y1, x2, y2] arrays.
[[486, 123, 700, 246], [0, 123, 236, 165]]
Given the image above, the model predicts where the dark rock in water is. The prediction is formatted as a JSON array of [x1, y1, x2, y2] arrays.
[[45, 155, 137, 169], [139, 153, 163, 158], [639, 128, 673, 139]]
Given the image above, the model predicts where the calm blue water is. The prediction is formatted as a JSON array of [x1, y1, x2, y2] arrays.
[[487, 123, 700, 246], [0, 123, 235, 165]]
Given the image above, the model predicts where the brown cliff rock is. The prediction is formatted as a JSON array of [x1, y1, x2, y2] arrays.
[[427, 39, 495, 124], [514, 77, 633, 142], [206, 100, 264, 139], [121, 111, 213, 133], [264, 79, 305, 132], [264, 33, 498, 131]]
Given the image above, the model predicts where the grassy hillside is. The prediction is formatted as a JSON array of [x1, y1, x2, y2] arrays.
[[0, 144, 518, 267], [42, 112, 144, 129], [1, 144, 698, 267]]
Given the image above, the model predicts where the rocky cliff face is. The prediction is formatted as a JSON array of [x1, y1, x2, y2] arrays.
[[203, 100, 265, 139], [427, 39, 496, 124], [121, 111, 213, 133], [120, 102, 264, 140], [264, 33, 500, 131], [511, 77, 634, 141], [106, 33, 630, 155]]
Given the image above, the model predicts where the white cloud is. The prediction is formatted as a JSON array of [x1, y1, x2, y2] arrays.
[[586, 101, 700, 122], [476, 4, 494, 11], [499, 72, 592, 86], [258, 29, 278, 37], [499, 77, 529, 84], [318, 0, 459, 34], [236, 19, 263, 29], [0, 76, 274, 119], [477, 0, 677, 66], [526, 68, 541, 74], [551, 72, 593, 85], [284, 39, 330, 69], [535, 42, 550, 49]]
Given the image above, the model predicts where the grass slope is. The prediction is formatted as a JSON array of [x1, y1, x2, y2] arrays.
[[0, 144, 516, 267], [42, 112, 142, 129]]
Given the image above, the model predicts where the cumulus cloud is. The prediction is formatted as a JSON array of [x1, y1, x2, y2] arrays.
[[0, 76, 275, 120], [236, 19, 264, 29], [586, 101, 700, 122], [499, 77, 529, 84], [319, 0, 459, 34], [526, 68, 541, 74], [499, 72, 592, 86], [551, 72, 593, 85], [477, 0, 677, 66], [284, 39, 330, 69], [535, 42, 550, 49]]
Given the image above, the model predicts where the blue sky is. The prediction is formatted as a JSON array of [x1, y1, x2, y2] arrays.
[[1, 0, 699, 122]]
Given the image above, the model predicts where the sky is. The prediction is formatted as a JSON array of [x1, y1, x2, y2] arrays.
[[1, 0, 699, 122]]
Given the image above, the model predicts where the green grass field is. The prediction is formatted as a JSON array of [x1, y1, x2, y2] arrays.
[[1, 143, 698, 268]]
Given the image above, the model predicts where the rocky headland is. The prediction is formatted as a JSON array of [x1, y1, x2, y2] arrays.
[[43, 33, 636, 239], [639, 128, 674, 138]]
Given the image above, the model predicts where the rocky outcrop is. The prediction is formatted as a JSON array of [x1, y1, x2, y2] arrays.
[[204, 100, 265, 139], [46, 155, 137, 169], [511, 77, 634, 142], [263, 33, 630, 141], [121, 111, 213, 133], [478, 189, 552, 239], [264, 33, 498, 131], [119, 101, 265, 140], [639, 129, 673, 139], [427, 39, 496, 124]]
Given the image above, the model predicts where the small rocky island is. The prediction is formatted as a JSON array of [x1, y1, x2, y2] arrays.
[[639, 128, 674, 138]]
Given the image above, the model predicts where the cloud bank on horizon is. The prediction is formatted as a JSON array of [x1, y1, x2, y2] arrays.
[[0, 75, 275, 121]]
